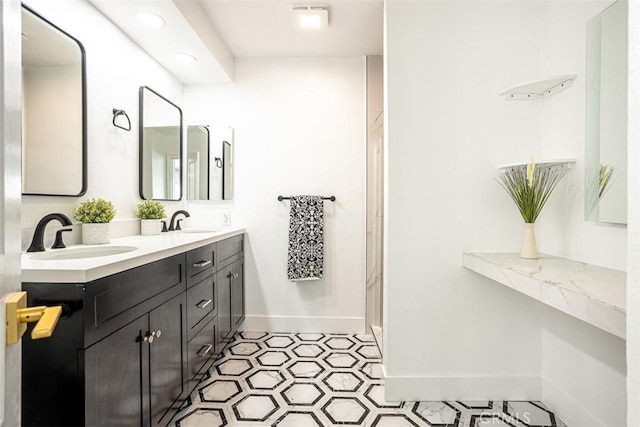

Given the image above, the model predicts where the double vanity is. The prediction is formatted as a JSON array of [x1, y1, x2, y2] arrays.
[[21, 228, 245, 426]]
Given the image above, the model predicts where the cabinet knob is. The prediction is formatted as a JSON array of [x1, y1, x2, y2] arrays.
[[234, 273, 239, 279], [155, 329, 162, 338], [144, 333, 153, 344]]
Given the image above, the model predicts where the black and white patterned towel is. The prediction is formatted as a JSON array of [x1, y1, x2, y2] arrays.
[[287, 195, 324, 281]]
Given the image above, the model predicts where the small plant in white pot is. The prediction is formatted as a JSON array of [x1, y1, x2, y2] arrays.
[[136, 200, 166, 235], [74, 198, 116, 245]]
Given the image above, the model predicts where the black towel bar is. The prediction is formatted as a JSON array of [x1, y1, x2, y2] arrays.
[[278, 195, 336, 202]]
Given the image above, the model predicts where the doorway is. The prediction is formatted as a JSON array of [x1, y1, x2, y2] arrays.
[[365, 55, 383, 349]]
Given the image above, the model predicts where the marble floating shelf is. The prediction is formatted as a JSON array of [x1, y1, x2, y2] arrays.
[[462, 252, 626, 339], [499, 75, 577, 100], [498, 159, 576, 170]]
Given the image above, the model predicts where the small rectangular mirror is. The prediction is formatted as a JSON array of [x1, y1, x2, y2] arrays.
[[22, 5, 86, 196], [187, 125, 210, 200], [223, 140, 233, 200], [139, 86, 183, 201], [585, 0, 628, 224]]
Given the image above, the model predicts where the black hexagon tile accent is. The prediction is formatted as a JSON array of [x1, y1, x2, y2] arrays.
[[265, 335, 296, 349], [360, 362, 384, 380], [280, 382, 325, 406], [292, 343, 325, 358], [175, 408, 227, 427], [354, 334, 376, 343], [199, 379, 242, 403], [371, 413, 420, 427], [324, 336, 356, 350], [229, 341, 263, 356], [232, 393, 280, 422], [257, 350, 292, 367], [323, 351, 359, 369], [246, 369, 287, 390], [321, 396, 369, 425], [272, 410, 324, 426], [287, 360, 325, 379], [503, 401, 557, 427], [469, 413, 518, 427], [295, 333, 325, 342], [355, 344, 382, 360], [240, 331, 268, 340], [322, 371, 364, 392], [456, 401, 494, 410], [364, 383, 402, 408], [215, 358, 254, 376], [412, 401, 461, 426]]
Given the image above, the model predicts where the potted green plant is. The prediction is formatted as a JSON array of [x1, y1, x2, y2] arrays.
[[74, 198, 117, 244], [135, 200, 166, 235]]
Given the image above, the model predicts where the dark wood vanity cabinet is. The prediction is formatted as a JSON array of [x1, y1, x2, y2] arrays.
[[22, 234, 244, 427]]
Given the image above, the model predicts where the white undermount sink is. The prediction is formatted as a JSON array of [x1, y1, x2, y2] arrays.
[[29, 245, 138, 260]]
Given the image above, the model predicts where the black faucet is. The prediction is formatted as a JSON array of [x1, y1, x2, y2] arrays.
[[27, 213, 73, 253], [166, 210, 190, 232]]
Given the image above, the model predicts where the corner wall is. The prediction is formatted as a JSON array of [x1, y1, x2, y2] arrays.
[[384, 0, 543, 400], [184, 58, 366, 333], [536, 2, 626, 425]]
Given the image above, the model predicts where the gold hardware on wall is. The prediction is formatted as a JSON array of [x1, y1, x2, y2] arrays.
[[6, 291, 62, 345]]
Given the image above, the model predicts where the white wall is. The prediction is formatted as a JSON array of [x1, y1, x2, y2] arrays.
[[385, 0, 628, 423], [21, 0, 184, 246], [536, 2, 627, 425], [626, 0, 640, 425], [385, 0, 544, 400], [184, 58, 366, 333]]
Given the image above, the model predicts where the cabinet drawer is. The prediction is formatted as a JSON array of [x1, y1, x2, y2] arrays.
[[218, 235, 243, 264], [186, 243, 216, 286], [187, 274, 216, 341], [187, 314, 216, 380]]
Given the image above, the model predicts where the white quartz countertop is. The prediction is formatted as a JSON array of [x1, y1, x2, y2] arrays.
[[462, 252, 626, 339], [22, 227, 246, 284]]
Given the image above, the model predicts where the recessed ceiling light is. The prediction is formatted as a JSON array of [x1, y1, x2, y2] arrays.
[[292, 6, 329, 30], [134, 11, 166, 28], [174, 53, 198, 66]]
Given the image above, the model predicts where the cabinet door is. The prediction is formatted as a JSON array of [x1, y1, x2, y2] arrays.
[[148, 293, 187, 426], [217, 267, 232, 347], [231, 259, 245, 329], [84, 316, 148, 427]]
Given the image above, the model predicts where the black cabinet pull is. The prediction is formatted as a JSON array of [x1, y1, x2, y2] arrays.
[[193, 260, 212, 268], [196, 299, 212, 309], [196, 344, 213, 357]]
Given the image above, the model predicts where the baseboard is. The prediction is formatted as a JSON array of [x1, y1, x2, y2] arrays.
[[240, 315, 366, 334], [541, 379, 606, 427], [384, 375, 541, 401]]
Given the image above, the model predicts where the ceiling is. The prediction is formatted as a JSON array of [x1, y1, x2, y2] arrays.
[[195, 0, 383, 59], [88, 0, 383, 84]]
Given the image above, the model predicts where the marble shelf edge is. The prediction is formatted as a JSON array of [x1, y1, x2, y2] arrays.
[[462, 252, 626, 340]]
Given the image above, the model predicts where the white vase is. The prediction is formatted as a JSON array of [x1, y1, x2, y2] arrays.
[[140, 219, 162, 236], [82, 223, 110, 245], [521, 222, 538, 259]]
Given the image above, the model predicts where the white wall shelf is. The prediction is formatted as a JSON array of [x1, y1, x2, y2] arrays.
[[499, 75, 577, 100], [462, 252, 626, 339], [498, 158, 576, 170]]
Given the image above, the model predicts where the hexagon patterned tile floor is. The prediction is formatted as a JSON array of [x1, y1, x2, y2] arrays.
[[172, 332, 566, 427]]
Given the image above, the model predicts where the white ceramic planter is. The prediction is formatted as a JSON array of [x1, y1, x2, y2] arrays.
[[82, 223, 110, 245], [140, 219, 162, 236], [520, 222, 538, 259]]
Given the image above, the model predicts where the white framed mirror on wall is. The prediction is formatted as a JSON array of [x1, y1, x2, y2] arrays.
[[585, 0, 628, 224]]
